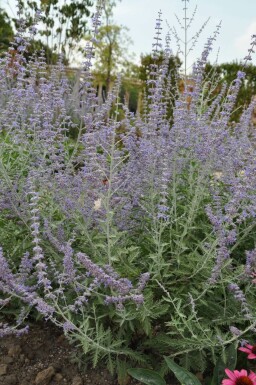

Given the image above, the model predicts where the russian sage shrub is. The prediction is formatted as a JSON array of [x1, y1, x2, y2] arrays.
[[0, 0, 256, 377]]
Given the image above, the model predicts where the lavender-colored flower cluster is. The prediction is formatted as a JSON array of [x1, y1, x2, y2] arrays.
[[228, 283, 252, 320]]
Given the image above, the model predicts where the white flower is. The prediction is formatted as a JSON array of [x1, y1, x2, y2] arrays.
[[238, 170, 245, 177], [93, 198, 102, 211], [212, 171, 223, 180]]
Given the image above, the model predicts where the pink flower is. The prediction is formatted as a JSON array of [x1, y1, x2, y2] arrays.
[[222, 369, 256, 385], [239, 344, 256, 359]]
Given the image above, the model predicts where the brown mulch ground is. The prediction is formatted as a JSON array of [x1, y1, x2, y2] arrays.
[[0, 321, 121, 385]]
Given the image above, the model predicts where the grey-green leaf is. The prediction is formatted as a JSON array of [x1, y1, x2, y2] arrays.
[[210, 357, 226, 385], [127, 368, 166, 385], [164, 357, 202, 385], [226, 342, 237, 370]]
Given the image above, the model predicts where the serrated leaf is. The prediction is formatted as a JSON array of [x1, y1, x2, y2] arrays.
[[127, 368, 166, 385], [164, 357, 202, 385]]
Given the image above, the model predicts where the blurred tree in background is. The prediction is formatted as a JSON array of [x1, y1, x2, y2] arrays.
[[87, 0, 131, 97], [1, 0, 256, 121], [0, 7, 14, 56], [11, 0, 94, 63], [138, 52, 182, 119], [205, 62, 256, 122]]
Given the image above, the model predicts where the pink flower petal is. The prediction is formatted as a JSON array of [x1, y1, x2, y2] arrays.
[[249, 372, 256, 381], [248, 353, 256, 359], [234, 370, 243, 378], [240, 370, 248, 377], [225, 369, 237, 381], [239, 347, 253, 354], [245, 344, 253, 350], [222, 379, 235, 385]]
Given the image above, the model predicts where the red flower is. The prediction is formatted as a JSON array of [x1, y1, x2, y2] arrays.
[[222, 369, 256, 385], [239, 344, 256, 359]]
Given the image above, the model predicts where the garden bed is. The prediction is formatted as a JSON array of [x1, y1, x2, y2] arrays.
[[0, 321, 116, 385]]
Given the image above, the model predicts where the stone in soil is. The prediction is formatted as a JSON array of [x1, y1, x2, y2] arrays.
[[54, 373, 63, 383], [34, 366, 55, 385], [7, 346, 21, 358], [0, 374, 17, 385], [72, 375, 84, 385], [0, 364, 7, 376]]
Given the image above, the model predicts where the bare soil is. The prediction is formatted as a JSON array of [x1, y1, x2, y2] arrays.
[[0, 321, 120, 385]]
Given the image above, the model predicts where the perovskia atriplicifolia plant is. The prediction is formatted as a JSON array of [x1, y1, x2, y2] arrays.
[[0, 0, 256, 380]]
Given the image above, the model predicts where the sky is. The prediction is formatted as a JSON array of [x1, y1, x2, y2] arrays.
[[112, 0, 256, 69], [2, 0, 256, 70]]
